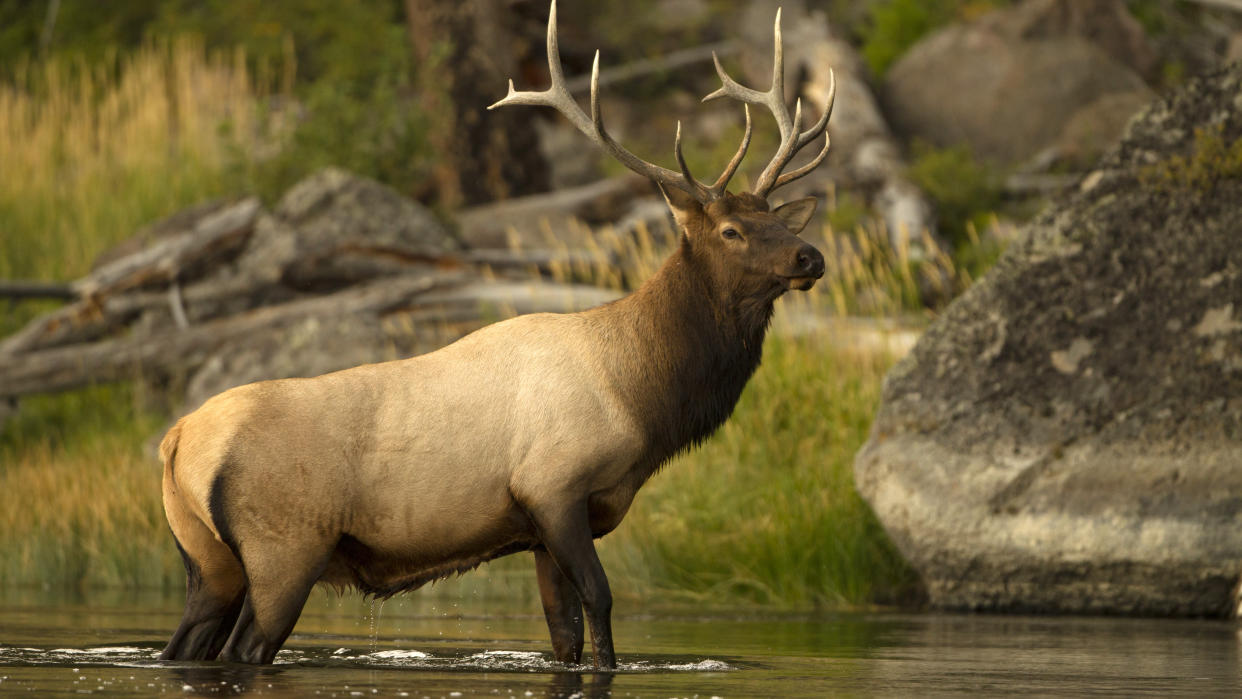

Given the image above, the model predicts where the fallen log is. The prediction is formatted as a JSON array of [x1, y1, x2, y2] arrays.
[[73, 197, 261, 299], [563, 40, 741, 93], [0, 281, 76, 301], [1004, 172, 1082, 195], [0, 273, 292, 356], [0, 241, 623, 356], [402, 279, 622, 319], [0, 272, 464, 398], [455, 174, 649, 249], [0, 272, 626, 399]]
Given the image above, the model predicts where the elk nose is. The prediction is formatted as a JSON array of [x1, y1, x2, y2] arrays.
[[796, 244, 825, 277]]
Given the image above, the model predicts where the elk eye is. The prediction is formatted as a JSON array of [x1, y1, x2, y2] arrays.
[[721, 227, 741, 240]]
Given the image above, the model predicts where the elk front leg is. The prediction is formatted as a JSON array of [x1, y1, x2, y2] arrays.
[[528, 503, 616, 669], [535, 548, 585, 664]]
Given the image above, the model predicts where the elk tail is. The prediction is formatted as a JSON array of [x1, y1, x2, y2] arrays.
[[160, 421, 183, 475]]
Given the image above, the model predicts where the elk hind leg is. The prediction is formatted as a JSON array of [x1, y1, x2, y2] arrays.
[[218, 541, 332, 664], [161, 507, 246, 661]]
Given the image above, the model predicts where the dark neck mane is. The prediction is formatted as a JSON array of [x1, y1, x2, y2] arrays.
[[589, 241, 777, 473]]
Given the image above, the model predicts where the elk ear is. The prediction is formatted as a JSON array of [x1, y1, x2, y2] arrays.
[[773, 197, 819, 234], [658, 183, 704, 232]]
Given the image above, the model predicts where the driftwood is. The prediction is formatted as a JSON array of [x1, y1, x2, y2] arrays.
[[73, 197, 260, 299], [0, 271, 627, 399], [456, 174, 650, 249], [0, 274, 292, 356], [1004, 173, 1082, 195], [0, 281, 76, 300], [0, 242, 618, 359], [0, 273, 463, 399]]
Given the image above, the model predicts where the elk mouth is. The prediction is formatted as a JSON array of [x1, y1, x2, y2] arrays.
[[782, 275, 820, 291]]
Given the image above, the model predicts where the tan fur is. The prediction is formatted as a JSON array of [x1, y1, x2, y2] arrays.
[[167, 311, 644, 591]]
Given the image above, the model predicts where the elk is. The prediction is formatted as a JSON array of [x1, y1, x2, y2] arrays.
[[159, 0, 834, 667]]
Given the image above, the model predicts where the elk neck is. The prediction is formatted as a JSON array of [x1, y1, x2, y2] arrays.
[[588, 239, 776, 471]]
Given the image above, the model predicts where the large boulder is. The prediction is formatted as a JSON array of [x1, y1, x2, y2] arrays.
[[883, 0, 1153, 165], [237, 168, 462, 289], [855, 64, 1242, 616]]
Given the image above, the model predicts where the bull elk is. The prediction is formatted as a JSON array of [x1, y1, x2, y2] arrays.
[[159, 0, 834, 667]]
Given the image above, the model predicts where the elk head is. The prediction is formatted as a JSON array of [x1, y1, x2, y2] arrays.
[[489, 1, 833, 300]]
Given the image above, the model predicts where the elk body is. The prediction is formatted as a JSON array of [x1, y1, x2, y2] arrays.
[[160, 1, 834, 667]]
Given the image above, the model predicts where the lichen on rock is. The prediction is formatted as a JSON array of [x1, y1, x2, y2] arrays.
[[855, 63, 1242, 616]]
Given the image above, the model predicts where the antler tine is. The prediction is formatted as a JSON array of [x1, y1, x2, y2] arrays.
[[490, 0, 708, 201], [674, 122, 713, 201], [711, 104, 752, 194], [772, 69, 835, 190], [701, 9, 835, 198]]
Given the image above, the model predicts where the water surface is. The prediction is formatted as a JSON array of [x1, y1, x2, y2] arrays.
[[1, 588, 1239, 696]]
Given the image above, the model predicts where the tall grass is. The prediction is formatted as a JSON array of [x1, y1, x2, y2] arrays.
[[0, 38, 283, 282], [0, 385, 182, 588]]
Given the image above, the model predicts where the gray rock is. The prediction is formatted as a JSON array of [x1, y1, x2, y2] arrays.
[[1002, 0, 1158, 80], [855, 64, 1242, 616], [238, 168, 461, 289], [883, 1, 1151, 165], [1054, 90, 1154, 169]]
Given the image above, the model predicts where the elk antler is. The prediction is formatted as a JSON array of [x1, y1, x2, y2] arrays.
[[488, 0, 751, 204], [703, 8, 835, 199]]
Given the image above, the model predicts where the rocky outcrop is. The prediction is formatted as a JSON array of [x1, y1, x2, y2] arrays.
[[883, 0, 1153, 166], [855, 64, 1242, 616]]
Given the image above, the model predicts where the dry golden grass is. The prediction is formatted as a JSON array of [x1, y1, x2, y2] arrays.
[[0, 386, 181, 588], [0, 37, 287, 281]]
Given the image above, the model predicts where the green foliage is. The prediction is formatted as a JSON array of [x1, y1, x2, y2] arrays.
[[0, 0, 405, 87], [1125, 0, 1195, 38], [0, 1, 431, 207], [906, 141, 1003, 249], [0, 39, 273, 281], [1, 40, 260, 281], [0, 0, 164, 71], [861, 0, 1011, 77], [1139, 124, 1242, 196], [233, 27, 434, 202]]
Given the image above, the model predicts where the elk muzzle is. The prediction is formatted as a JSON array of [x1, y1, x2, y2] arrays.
[[784, 243, 825, 290]]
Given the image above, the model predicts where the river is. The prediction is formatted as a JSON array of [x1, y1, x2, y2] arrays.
[[1, 587, 1238, 696]]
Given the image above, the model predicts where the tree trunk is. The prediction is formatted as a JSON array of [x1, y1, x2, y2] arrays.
[[404, 0, 550, 208]]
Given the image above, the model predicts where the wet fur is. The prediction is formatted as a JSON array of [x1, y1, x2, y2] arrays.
[[159, 190, 823, 666]]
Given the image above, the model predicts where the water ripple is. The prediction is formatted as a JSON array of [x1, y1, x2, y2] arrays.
[[0, 644, 732, 674]]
